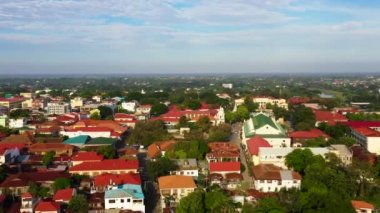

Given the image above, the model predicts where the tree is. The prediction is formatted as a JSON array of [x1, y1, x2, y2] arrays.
[[97, 145, 115, 159], [127, 120, 170, 146], [177, 190, 205, 213], [98, 105, 113, 119], [9, 109, 31, 119], [150, 103, 168, 116], [68, 194, 89, 213], [185, 99, 201, 110], [272, 105, 289, 120], [329, 136, 356, 147], [90, 111, 101, 120], [225, 111, 238, 124], [242, 204, 255, 213], [285, 149, 316, 175], [177, 116, 189, 128], [52, 178, 71, 192], [244, 97, 258, 112], [42, 151, 55, 167], [236, 105, 250, 121], [28, 182, 50, 198], [196, 116, 211, 132], [147, 157, 179, 181], [253, 197, 286, 213], [291, 106, 315, 131], [304, 137, 326, 147], [208, 124, 232, 142]]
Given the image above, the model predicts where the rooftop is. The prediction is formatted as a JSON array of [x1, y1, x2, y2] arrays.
[[105, 184, 144, 199], [351, 200, 374, 210], [158, 175, 196, 189], [252, 164, 302, 181], [209, 161, 240, 173], [63, 135, 90, 144], [35, 201, 60, 212], [247, 136, 271, 156], [69, 159, 138, 172], [71, 151, 104, 162], [53, 188, 75, 202]]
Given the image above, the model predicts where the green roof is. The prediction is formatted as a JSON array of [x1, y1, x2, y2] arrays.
[[244, 113, 287, 138], [252, 114, 277, 129], [86, 137, 117, 145], [63, 135, 90, 144]]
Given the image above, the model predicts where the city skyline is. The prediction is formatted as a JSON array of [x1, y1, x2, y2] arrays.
[[1, 0, 379, 74]]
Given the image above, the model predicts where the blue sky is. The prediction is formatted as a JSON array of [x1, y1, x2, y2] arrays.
[[0, 0, 379, 74]]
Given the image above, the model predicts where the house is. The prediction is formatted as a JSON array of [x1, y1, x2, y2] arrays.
[[47, 102, 70, 115], [121, 101, 138, 113], [34, 201, 60, 213], [84, 137, 117, 148], [0, 143, 23, 164], [147, 140, 176, 159], [206, 142, 240, 163], [0, 115, 8, 127], [246, 136, 271, 165], [340, 121, 380, 132], [242, 113, 291, 147], [136, 104, 152, 115], [67, 119, 128, 138], [313, 109, 348, 126], [93, 173, 141, 192], [20, 192, 37, 213], [288, 97, 310, 105], [171, 159, 199, 178], [114, 113, 137, 128], [105, 184, 145, 212], [69, 159, 139, 176], [258, 147, 331, 168], [71, 152, 104, 166], [330, 144, 353, 165], [53, 188, 76, 203], [0, 131, 35, 146], [253, 96, 288, 110], [158, 175, 197, 209], [63, 135, 90, 148], [88, 192, 105, 213], [0, 171, 70, 196], [60, 127, 113, 138], [70, 97, 83, 108], [252, 164, 302, 193], [0, 97, 24, 109], [55, 113, 80, 125], [351, 200, 375, 213], [209, 161, 240, 177], [351, 127, 380, 155], [9, 118, 27, 129], [351, 145, 377, 165], [29, 143, 74, 156], [225, 173, 244, 190], [288, 129, 330, 147]]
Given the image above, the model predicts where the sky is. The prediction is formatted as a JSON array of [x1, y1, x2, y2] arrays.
[[0, 0, 380, 74]]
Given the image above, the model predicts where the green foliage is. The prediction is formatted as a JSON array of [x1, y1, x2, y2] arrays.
[[147, 157, 179, 181], [291, 105, 315, 131], [253, 197, 286, 213], [176, 190, 205, 213], [177, 116, 189, 128], [9, 109, 30, 119], [97, 145, 116, 159], [272, 105, 289, 120], [68, 194, 89, 213], [0, 166, 6, 182], [97, 105, 113, 119], [196, 116, 211, 132], [347, 112, 380, 121], [240, 162, 246, 173], [150, 103, 169, 116], [127, 120, 170, 146], [244, 97, 259, 112], [285, 149, 321, 175], [42, 151, 55, 166], [166, 140, 209, 160], [304, 137, 326, 147], [319, 123, 349, 139], [28, 182, 50, 198], [242, 204, 255, 213], [236, 105, 250, 120], [184, 99, 201, 110], [52, 177, 71, 192], [329, 136, 356, 147], [89, 111, 101, 120], [208, 124, 232, 142]]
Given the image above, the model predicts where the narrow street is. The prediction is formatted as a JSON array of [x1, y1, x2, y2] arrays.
[[230, 123, 252, 186], [137, 152, 158, 213]]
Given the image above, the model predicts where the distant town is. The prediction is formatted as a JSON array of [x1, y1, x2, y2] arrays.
[[0, 75, 379, 213]]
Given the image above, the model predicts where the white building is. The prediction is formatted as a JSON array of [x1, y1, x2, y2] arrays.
[[351, 127, 380, 155], [121, 101, 138, 113], [60, 127, 111, 138], [70, 97, 83, 108], [171, 159, 199, 178], [158, 175, 197, 209], [258, 147, 331, 168], [222, 83, 233, 89], [9, 118, 27, 129], [330, 144, 353, 165], [242, 113, 291, 147], [253, 96, 288, 110], [47, 103, 70, 115], [252, 164, 301, 193], [105, 184, 145, 212], [0, 146, 21, 165]]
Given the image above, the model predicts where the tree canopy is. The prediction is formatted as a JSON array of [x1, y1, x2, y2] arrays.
[[147, 157, 178, 181], [52, 177, 71, 192], [68, 194, 89, 213], [127, 120, 170, 146]]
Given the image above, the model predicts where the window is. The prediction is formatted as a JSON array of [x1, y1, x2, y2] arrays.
[[108, 200, 115, 203], [267, 180, 272, 183], [120, 199, 124, 203], [260, 180, 264, 183], [127, 199, 131, 202]]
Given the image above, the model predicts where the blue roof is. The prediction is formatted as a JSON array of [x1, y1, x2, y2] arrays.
[[63, 135, 90, 144], [105, 184, 144, 199]]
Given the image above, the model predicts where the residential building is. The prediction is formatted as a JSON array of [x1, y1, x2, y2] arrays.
[[63, 135, 90, 148], [114, 113, 137, 128], [121, 101, 138, 113], [34, 201, 60, 213], [53, 188, 76, 203], [206, 142, 240, 163], [242, 113, 291, 147], [0, 115, 8, 127], [0, 132, 35, 147], [71, 151, 104, 166], [351, 127, 380, 155], [171, 159, 199, 177], [47, 103, 70, 115], [105, 184, 145, 212], [69, 159, 139, 176], [158, 175, 197, 209], [136, 104, 152, 115], [252, 164, 302, 193], [93, 173, 141, 192], [0, 97, 24, 109], [22, 98, 33, 109], [246, 136, 271, 165], [330, 144, 353, 165], [20, 192, 37, 213], [222, 83, 233, 89], [84, 137, 117, 147], [253, 96, 288, 110], [29, 143, 74, 156], [70, 97, 83, 108], [209, 161, 240, 177], [351, 200, 375, 213], [60, 127, 113, 138], [313, 109, 348, 126], [340, 121, 380, 132], [88, 192, 105, 213], [147, 140, 176, 159], [288, 129, 330, 147], [9, 118, 27, 129], [0, 144, 23, 164]]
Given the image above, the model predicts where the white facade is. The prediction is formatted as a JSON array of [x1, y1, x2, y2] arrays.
[[47, 103, 70, 115], [222, 83, 233, 89], [253, 97, 288, 110], [9, 118, 26, 129], [105, 186, 145, 212], [254, 176, 301, 193], [70, 97, 83, 108], [351, 128, 380, 155], [121, 101, 138, 113], [60, 130, 111, 138], [214, 107, 225, 125]]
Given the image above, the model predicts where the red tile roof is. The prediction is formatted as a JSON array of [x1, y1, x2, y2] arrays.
[[65, 127, 112, 132], [208, 142, 239, 152], [252, 164, 302, 181], [351, 200, 374, 210], [69, 159, 138, 172], [209, 162, 240, 173], [114, 113, 136, 120], [29, 143, 74, 152], [147, 140, 176, 158], [0, 97, 24, 103], [0, 171, 70, 188], [94, 173, 141, 187], [313, 110, 348, 125], [247, 136, 271, 156], [71, 152, 104, 162], [340, 121, 380, 129], [53, 188, 75, 202], [353, 127, 380, 137], [288, 129, 330, 139], [35, 201, 60, 212], [22, 192, 33, 198]]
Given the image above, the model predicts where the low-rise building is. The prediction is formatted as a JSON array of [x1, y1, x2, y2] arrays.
[[246, 136, 271, 165], [252, 164, 302, 193], [34, 201, 60, 213], [171, 159, 199, 177], [351, 200, 375, 213], [9, 118, 27, 129], [158, 175, 197, 209], [121, 101, 138, 113], [288, 129, 330, 147], [53, 188, 76, 203], [209, 161, 240, 177], [93, 173, 141, 192], [206, 142, 240, 163], [29, 143, 74, 156], [63, 135, 90, 148], [0, 97, 24, 109], [147, 140, 176, 159], [105, 184, 145, 212], [70, 97, 83, 108], [253, 96, 288, 110], [0, 144, 23, 164], [71, 152, 104, 166], [313, 109, 348, 126], [351, 127, 380, 155], [69, 159, 139, 176], [47, 102, 70, 115], [20, 192, 37, 213], [330, 144, 353, 165]]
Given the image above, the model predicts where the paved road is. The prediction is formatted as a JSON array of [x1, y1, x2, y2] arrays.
[[230, 123, 252, 186], [137, 153, 159, 213]]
